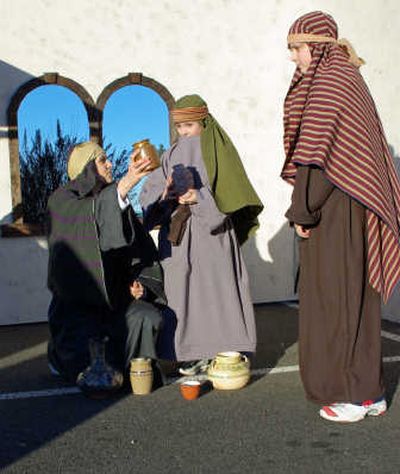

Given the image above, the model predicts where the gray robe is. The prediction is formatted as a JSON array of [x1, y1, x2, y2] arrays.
[[140, 136, 256, 361]]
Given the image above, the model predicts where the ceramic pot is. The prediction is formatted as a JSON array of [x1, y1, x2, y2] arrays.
[[207, 351, 250, 390], [180, 380, 201, 400], [132, 139, 160, 171], [76, 337, 124, 399], [130, 358, 153, 395]]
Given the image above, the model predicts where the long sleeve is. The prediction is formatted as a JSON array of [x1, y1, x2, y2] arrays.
[[95, 184, 134, 251], [285, 165, 334, 226], [140, 164, 172, 230]]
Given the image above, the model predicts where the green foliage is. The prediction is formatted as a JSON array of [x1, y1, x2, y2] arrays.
[[20, 121, 133, 224], [102, 141, 130, 182], [157, 143, 166, 157], [20, 120, 78, 224]]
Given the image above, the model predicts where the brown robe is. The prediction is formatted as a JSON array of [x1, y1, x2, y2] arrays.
[[286, 165, 384, 405]]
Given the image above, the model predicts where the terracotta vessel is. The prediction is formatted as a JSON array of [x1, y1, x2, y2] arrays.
[[207, 351, 250, 390], [130, 358, 153, 395], [132, 139, 160, 171], [76, 337, 124, 399], [180, 380, 201, 400]]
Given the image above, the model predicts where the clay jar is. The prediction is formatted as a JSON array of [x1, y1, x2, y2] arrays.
[[180, 380, 201, 400], [132, 139, 160, 171], [207, 351, 250, 390], [129, 358, 153, 395]]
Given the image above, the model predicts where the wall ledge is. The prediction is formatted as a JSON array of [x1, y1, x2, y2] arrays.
[[1, 223, 45, 238]]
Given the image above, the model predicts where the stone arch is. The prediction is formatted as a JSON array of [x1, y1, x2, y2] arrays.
[[5, 73, 97, 235], [96, 73, 175, 145]]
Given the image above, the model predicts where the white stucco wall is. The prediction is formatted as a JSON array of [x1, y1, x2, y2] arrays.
[[0, 0, 399, 324]]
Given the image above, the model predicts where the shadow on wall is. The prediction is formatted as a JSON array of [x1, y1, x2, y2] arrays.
[[241, 221, 299, 371], [389, 144, 400, 177], [0, 208, 50, 326], [242, 221, 297, 304], [382, 145, 400, 322], [0, 60, 34, 130]]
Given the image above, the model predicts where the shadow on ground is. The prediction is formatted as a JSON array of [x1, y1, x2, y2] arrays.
[[1, 305, 400, 470], [252, 303, 298, 370]]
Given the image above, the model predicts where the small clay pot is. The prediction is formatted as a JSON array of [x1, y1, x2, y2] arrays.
[[180, 380, 201, 400]]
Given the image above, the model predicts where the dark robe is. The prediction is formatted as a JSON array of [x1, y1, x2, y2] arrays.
[[47, 162, 166, 382], [285, 165, 384, 405]]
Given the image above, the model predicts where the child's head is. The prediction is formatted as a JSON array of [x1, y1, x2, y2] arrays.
[[175, 120, 203, 137], [171, 94, 209, 137]]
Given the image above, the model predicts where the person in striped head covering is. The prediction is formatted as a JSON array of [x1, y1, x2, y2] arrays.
[[282, 11, 400, 422]]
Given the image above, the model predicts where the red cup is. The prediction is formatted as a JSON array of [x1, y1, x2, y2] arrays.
[[180, 380, 201, 400]]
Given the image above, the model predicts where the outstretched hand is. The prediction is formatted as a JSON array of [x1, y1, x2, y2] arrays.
[[117, 149, 152, 200], [128, 149, 152, 178]]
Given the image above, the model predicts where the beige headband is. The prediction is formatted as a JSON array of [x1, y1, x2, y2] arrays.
[[287, 33, 365, 68], [171, 106, 209, 124]]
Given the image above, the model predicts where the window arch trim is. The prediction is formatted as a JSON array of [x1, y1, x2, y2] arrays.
[[2, 72, 175, 237], [4, 73, 97, 236], [96, 73, 175, 145]]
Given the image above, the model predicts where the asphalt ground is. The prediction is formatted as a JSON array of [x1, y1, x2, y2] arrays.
[[0, 303, 399, 473]]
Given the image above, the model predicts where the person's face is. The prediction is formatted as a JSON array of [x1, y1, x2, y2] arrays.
[[289, 42, 312, 73], [95, 154, 113, 183], [175, 121, 203, 137]]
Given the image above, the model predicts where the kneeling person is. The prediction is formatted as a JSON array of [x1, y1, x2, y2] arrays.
[[47, 142, 166, 384]]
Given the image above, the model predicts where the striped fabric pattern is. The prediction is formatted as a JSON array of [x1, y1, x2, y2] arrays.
[[281, 11, 400, 301]]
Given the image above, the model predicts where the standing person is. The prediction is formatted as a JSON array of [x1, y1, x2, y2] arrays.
[[282, 11, 400, 422], [140, 95, 263, 375], [47, 142, 166, 385]]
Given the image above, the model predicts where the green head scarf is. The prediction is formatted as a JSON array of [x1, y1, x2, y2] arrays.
[[173, 94, 263, 245]]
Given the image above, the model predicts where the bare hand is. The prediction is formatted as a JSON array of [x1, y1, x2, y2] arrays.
[[294, 224, 311, 239], [128, 149, 152, 180], [117, 151, 151, 200], [178, 189, 197, 205], [129, 280, 144, 300]]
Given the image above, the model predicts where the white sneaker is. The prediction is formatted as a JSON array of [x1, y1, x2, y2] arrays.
[[319, 397, 387, 423]]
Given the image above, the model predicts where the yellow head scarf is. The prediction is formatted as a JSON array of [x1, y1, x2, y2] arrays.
[[67, 142, 105, 180]]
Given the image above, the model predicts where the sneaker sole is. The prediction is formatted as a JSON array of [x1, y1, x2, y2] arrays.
[[367, 409, 387, 417], [319, 412, 366, 423], [319, 407, 387, 423]]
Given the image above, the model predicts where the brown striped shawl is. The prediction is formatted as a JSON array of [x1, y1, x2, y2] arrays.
[[281, 11, 400, 301]]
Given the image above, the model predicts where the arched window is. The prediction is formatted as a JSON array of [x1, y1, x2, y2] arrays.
[[102, 83, 170, 216], [3, 73, 96, 236], [18, 85, 90, 224], [2, 72, 174, 236], [98, 73, 174, 216]]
